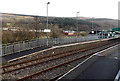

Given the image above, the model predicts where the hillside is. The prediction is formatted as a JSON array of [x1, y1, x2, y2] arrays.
[[1, 13, 99, 31], [1, 13, 118, 44], [85, 18, 118, 30], [2, 13, 118, 31]]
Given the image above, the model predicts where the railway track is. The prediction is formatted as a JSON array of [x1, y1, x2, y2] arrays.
[[2, 47, 93, 74], [1, 42, 101, 72], [1, 38, 119, 81]]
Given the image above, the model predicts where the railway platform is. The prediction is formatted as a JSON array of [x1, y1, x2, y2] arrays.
[[57, 44, 120, 81], [1, 38, 120, 81]]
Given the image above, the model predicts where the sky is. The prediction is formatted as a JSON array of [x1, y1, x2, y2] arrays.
[[0, 0, 120, 19]]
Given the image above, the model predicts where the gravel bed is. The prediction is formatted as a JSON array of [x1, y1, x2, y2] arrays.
[[2, 40, 117, 80]]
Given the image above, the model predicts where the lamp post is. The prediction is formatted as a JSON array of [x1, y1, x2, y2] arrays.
[[46, 2, 50, 46], [76, 12, 79, 32], [76, 12, 79, 42], [91, 17, 95, 39], [92, 17, 93, 32]]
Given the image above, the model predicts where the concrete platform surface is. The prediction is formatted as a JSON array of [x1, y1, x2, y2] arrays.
[[57, 44, 120, 81]]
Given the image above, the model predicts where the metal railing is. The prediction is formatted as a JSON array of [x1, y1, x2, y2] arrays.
[[1, 35, 99, 56]]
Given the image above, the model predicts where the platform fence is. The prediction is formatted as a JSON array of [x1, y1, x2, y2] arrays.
[[2, 35, 99, 56]]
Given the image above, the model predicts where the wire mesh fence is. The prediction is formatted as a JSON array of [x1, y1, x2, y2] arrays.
[[2, 35, 99, 56]]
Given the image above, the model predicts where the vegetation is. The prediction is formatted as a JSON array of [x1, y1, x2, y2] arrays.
[[41, 17, 100, 31], [2, 13, 116, 44], [3, 30, 36, 44]]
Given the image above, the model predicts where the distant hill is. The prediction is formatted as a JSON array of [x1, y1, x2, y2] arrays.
[[62, 17, 118, 30], [1, 13, 118, 31], [85, 18, 118, 30]]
